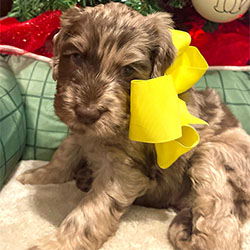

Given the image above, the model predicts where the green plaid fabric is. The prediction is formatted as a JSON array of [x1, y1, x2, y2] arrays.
[[195, 70, 250, 134], [6, 55, 68, 161], [0, 56, 26, 188]]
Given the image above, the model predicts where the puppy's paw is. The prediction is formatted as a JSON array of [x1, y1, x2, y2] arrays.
[[17, 167, 49, 185], [74, 168, 93, 192], [168, 208, 192, 249], [28, 235, 74, 250]]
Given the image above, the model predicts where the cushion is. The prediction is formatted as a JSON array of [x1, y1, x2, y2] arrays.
[[5, 55, 68, 161], [195, 70, 250, 134], [0, 56, 26, 188]]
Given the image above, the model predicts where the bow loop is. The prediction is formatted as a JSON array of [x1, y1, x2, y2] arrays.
[[129, 29, 209, 169]]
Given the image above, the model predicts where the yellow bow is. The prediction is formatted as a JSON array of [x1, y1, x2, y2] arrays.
[[129, 29, 209, 169]]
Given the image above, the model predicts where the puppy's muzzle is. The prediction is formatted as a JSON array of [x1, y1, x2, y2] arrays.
[[75, 106, 102, 125]]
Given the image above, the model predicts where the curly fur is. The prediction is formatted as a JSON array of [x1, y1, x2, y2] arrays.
[[17, 3, 250, 250]]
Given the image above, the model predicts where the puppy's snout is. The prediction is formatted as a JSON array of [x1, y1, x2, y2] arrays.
[[75, 106, 102, 125]]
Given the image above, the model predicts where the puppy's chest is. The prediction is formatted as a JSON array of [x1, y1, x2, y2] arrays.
[[78, 136, 150, 170], [79, 139, 110, 167]]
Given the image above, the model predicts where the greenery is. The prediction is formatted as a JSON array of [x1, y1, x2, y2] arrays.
[[167, 0, 187, 9], [124, 0, 161, 16], [8, 0, 75, 21], [8, 0, 222, 32], [8, 0, 165, 21]]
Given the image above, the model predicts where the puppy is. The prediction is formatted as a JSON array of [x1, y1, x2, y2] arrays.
[[18, 2, 250, 250]]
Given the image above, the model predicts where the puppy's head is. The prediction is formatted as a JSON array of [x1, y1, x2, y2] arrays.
[[52, 2, 176, 137]]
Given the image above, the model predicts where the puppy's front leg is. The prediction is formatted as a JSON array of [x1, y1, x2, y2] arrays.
[[18, 134, 84, 185], [30, 158, 150, 250]]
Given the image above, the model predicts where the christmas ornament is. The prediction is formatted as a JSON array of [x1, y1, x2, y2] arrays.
[[191, 0, 250, 23], [129, 30, 208, 169]]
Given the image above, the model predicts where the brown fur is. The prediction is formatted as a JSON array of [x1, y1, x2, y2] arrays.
[[17, 3, 250, 250]]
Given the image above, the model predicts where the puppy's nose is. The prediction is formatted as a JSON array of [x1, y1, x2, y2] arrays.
[[75, 106, 101, 125]]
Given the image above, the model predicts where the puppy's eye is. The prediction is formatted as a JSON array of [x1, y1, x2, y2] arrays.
[[71, 53, 82, 65], [122, 66, 134, 77]]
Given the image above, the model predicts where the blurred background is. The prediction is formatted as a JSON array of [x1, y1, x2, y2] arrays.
[[0, 0, 249, 66]]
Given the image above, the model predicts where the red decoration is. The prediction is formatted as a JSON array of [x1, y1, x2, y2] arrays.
[[0, 10, 61, 58], [187, 16, 249, 66]]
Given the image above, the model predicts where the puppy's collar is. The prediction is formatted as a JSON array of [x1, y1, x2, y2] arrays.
[[129, 29, 209, 169]]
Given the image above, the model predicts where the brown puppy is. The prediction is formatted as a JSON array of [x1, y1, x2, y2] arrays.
[[18, 2, 250, 250]]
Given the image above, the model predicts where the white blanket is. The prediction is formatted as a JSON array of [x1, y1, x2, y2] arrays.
[[0, 161, 249, 250]]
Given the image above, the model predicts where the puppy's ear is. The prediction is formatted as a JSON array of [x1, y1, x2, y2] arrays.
[[51, 31, 60, 81], [60, 6, 85, 29], [146, 13, 176, 78], [51, 6, 84, 80]]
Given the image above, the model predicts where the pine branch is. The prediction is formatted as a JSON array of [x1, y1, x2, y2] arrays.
[[168, 0, 187, 9], [125, 0, 161, 15], [202, 21, 219, 33], [8, 0, 76, 21], [8, 0, 161, 21]]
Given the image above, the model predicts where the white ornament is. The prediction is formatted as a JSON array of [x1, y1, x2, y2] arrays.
[[191, 0, 250, 23]]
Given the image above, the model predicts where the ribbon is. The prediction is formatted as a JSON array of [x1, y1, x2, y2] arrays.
[[129, 29, 209, 169]]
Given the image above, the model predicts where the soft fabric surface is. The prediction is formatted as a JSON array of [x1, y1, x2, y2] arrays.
[[1, 161, 250, 250], [0, 56, 26, 188], [6, 55, 68, 161]]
